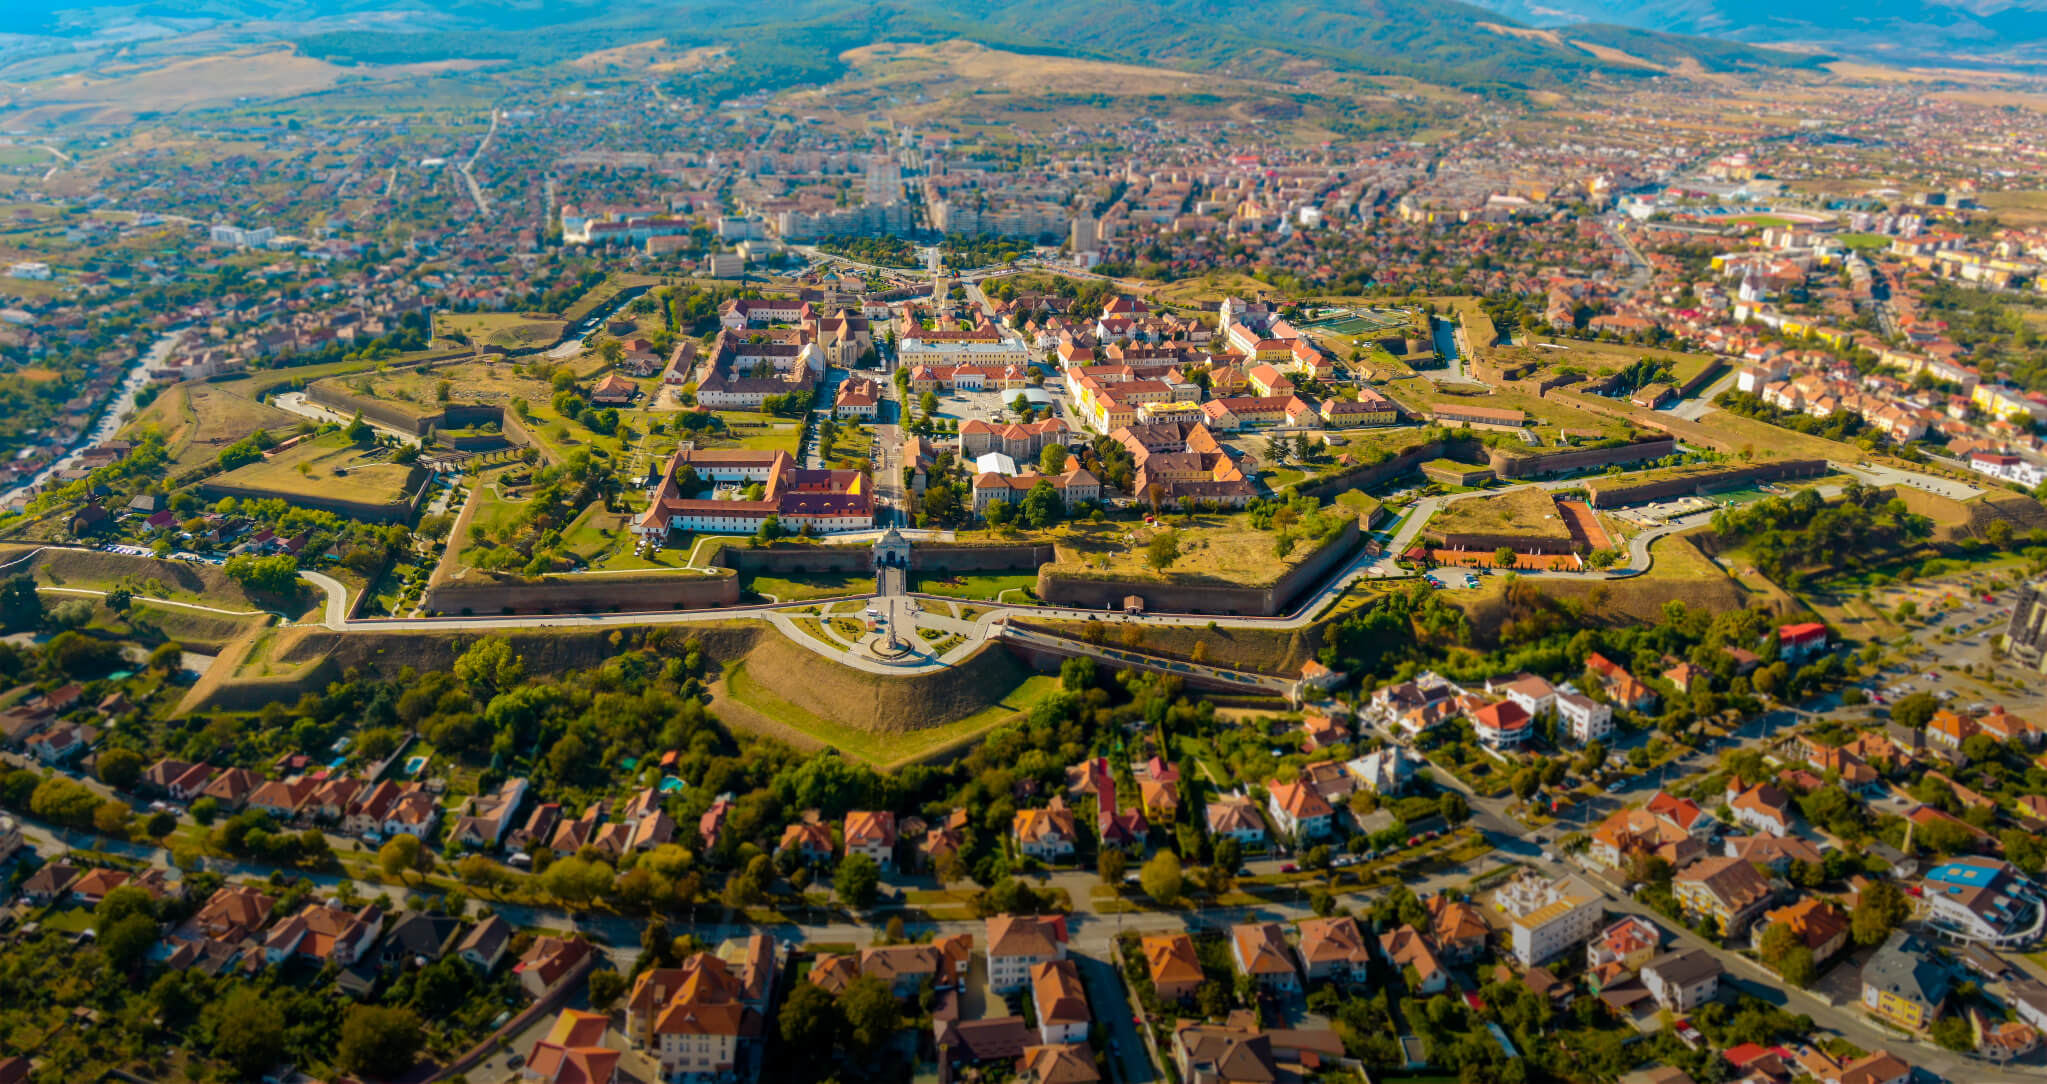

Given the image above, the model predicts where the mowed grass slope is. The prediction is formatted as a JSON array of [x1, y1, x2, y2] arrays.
[[708, 634, 1055, 764], [210, 431, 420, 504]]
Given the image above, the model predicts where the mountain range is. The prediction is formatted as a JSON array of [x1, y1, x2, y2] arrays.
[[5, 0, 2040, 90]]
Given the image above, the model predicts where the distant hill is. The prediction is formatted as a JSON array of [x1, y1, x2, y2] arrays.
[[1461, 0, 2047, 63], [276, 0, 1824, 93], [1, 0, 1824, 90]]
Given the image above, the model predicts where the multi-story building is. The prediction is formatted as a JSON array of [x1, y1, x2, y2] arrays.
[[1674, 856, 1776, 936], [987, 915, 1068, 994], [636, 449, 873, 536], [1497, 872, 1604, 966], [626, 936, 776, 1083], [1555, 692, 1614, 744], [1861, 930, 1950, 1033]]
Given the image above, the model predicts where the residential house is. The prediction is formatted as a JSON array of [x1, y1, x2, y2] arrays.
[[1143, 932, 1205, 1002], [1014, 798, 1080, 861], [524, 1009, 621, 1084], [1017, 1043, 1100, 1084], [1231, 922, 1300, 993], [1642, 949, 1723, 1012], [1345, 746, 1414, 795], [1266, 780, 1335, 840], [1380, 925, 1447, 994], [1030, 959, 1091, 1044], [844, 811, 897, 869], [777, 820, 835, 865], [459, 914, 513, 972], [1427, 895, 1491, 963], [1860, 930, 1950, 1032], [1298, 916, 1373, 982], [987, 915, 1069, 994], [627, 941, 774, 1084], [1726, 779, 1793, 836], [262, 902, 383, 967], [1205, 795, 1267, 846], [516, 935, 598, 1000], [449, 777, 529, 851], [1762, 897, 1850, 963], [1674, 857, 1776, 936]]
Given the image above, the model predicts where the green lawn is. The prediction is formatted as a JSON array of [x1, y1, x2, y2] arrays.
[[912, 572, 1039, 601], [725, 663, 1061, 768], [744, 571, 872, 602]]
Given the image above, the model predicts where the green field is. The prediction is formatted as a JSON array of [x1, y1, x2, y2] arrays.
[[913, 571, 1039, 601], [434, 311, 567, 350], [743, 571, 873, 602], [1837, 232, 1891, 252], [723, 662, 1060, 768], [209, 431, 420, 505]]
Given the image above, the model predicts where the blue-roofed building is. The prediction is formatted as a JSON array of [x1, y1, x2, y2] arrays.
[[1922, 857, 2041, 943]]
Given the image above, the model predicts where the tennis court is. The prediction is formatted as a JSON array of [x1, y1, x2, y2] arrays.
[[1304, 307, 1411, 336]]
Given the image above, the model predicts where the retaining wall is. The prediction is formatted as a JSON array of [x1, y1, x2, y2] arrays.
[[198, 466, 433, 524], [1035, 518, 1361, 616], [424, 569, 739, 614], [1487, 435, 1678, 480], [707, 542, 1053, 575], [1584, 458, 1828, 508]]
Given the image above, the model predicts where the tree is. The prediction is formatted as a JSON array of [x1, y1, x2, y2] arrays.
[[1098, 847, 1128, 885], [1439, 791, 1469, 825], [453, 635, 524, 693], [920, 390, 939, 417], [94, 800, 133, 837], [457, 854, 506, 893], [836, 852, 882, 909], [377, 833, 428, 884], [542, 856, 614, 908], [1214, 837, 1243, 875], [1757, 921, 1815, 986], [1145, 530, 1181, 573], [0, 575, 42, 631], [147, 641, 183, 671], [344, 411, 374, 443], [1040, 443, 1069, 475], [1932, 1014, 1975, 1052], [1140, 849, 1184, 904], [588, 969, 628, 1010], [211, 988, 285, 1078], [1852, 881, 1910, 946], [336, 1004, 425, 1080], [96, 747, 145, 790], [223, 553, 301, 595], [1494, 546, 1518, 568], [1011, 392, 1031, 418], [1890, 691, 1939, 730], [837, 974, 902, 1055], [779, 981, 843, 1066], [101, 912, 158, 971]]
